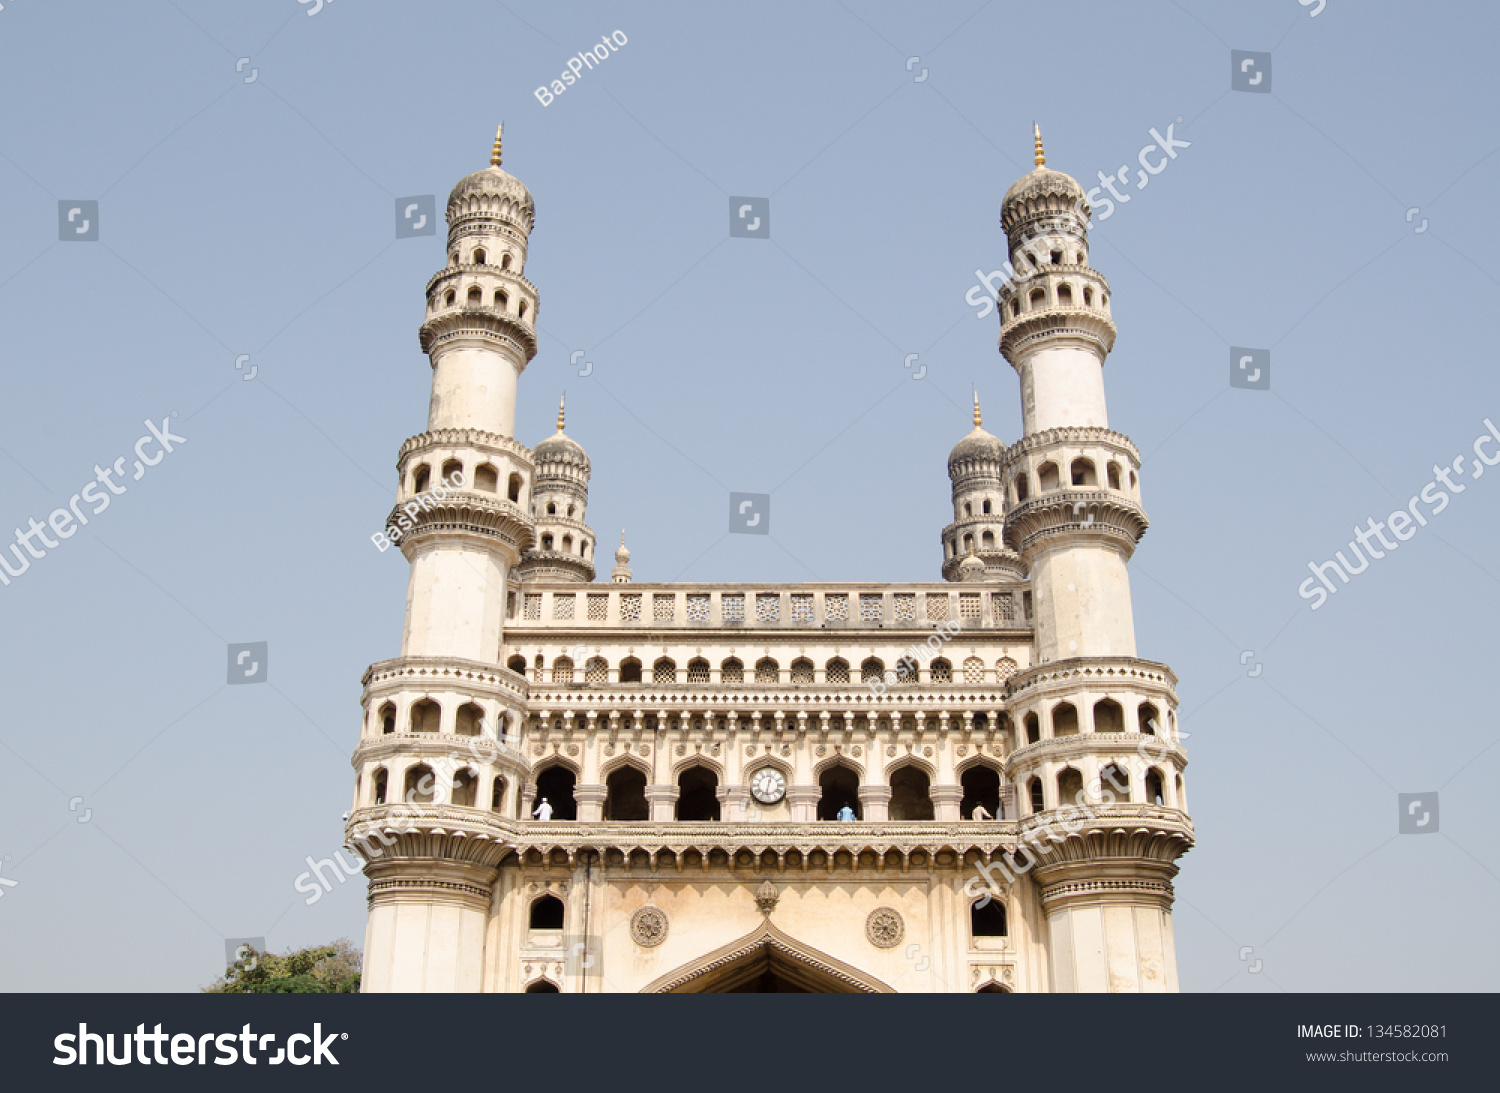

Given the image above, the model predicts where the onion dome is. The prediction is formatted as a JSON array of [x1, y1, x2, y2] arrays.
[[1000, 124, 1089, 236], [446, 124, 535, 232], [948, 392, 1004, 472], [533, 394, 589, 469]]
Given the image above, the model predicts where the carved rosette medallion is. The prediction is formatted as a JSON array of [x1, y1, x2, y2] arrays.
[[630, 905, 669, 948], [865, 907, 905, 948]]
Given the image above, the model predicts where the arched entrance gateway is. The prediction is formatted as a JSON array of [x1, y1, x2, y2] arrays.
[[641, 922, 895, 994]]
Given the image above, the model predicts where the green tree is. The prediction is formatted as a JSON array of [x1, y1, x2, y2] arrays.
[[203, 938, 362, 994]]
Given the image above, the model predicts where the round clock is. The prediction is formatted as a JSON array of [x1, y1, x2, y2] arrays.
[[749, 767, 786, 805]]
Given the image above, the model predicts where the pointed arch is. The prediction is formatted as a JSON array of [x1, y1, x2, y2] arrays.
[[640, 920, 895, 993]]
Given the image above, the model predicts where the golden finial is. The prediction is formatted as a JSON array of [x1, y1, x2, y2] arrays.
[[1033, 122, 1046, 168], [556, 392, 565, 432], [620, 529, 626, 546], [490, 123, 504, 168], [973, 390, 982, 428]]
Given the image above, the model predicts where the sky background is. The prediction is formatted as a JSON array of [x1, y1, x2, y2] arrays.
[[1, 0, 1496, 992]]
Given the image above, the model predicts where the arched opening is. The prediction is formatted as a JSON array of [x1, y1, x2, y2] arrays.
[[1049, 248, 1063, 265], [529, 895, 564, 930], [507, 473, 522, 502], [534, 766, 577, 820], [652, 658, 676, 685], [1052, 702, 1079, 737], [524, 980, 560, 993], [1024, 712, 1040, 744], [982, 499, 992, 514], [676, 765, 720, 821], [467, 286, 482, 305], [541, 534, 554, 550], [455, 702, 483, 736], [720, 658, 743, 684], [1029, 287, 1046, 309], [963, 502, 972, 517], [981, 530, 995, 549], [961, 764, 1002, 820], [474, 463, 498, 492], [790, 658, 814, 684], [860, 658, 884, 684], [409, 699, 440, 734], [1037, 462, 1060, 491], [962, 533, 974, 553], [443, 289, 455, 307], [372, 768, 387, 806], [929, 657, 952, 683], [1139, 702, 1159, 735], [1010, 299, 1020, 318], [501, 253, 512, 270], [825, 658, 850, 684], [518, 301, 528, 319], [1070, 458, 1097, 487], [1107, 462, 1122, 490], [546, 502, 556, 515], [411, 464, 431, 494], [552, 656, 574, 684], [755, 658, 779, 684], [889, 765, 934, 821], [472, 248, 486, 265], [378, 701, 395, 735], [506, 654, 526, 674], [440, 458, 463, 485], [685, 657, 710, 684], [490, 776, 507, 813], [977, 983, 1011, 993], [604, 766, 649, 821], [1146, 768, 1165, 806], [619, 657, 642, 683], [817, 764, 861, 820], [1015, 474, 1030, 503], [1093, 698, 1124, 733], [404, 764, 435, 804], [1100, 763, 1130, 803], [561, 534, 573, 554], [1083, 286, 1093, 306], [451, 768, 478, 807], [1028, 776, 1044, 814], [1056, 283, 1073, 306], [971, 899, 1008, 938], [1057, 767, 1083, 807]]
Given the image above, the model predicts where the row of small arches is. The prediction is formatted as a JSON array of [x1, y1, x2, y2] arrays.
[[519, 655, 982, 686], [1007, 279, 1104, 318], [409, 459, 524, 503], [450, 247, 514, 270], [435, 284, 530, 319], [1023, 763, 1180, 813], [1018, 697, 1170, 742], [1012, 456, 1133, 504]]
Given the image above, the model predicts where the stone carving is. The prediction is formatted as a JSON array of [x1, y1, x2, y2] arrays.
[[865, 907, 904, 948], [754, 880, 780, 915], [630, 905, 669, 947]]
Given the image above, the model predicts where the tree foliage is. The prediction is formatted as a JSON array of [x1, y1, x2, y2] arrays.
[[203, 938, 362, 994]]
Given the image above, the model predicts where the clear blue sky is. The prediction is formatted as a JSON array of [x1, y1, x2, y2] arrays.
[[1, 0, 1495, 992]]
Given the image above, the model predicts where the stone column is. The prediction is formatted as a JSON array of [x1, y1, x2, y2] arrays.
[[858, 784, 892, 821], [786, 787, 819, 823], [931, 785, 963, 822], [574, 784, 605, 821], [645, 785, 678, 822]]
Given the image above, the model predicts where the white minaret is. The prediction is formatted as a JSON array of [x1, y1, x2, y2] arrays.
[[397, 124, 540, 662], [996, 126, 1146, 663], [514, 395, 596, 582], [940, 392, 1024, 581]]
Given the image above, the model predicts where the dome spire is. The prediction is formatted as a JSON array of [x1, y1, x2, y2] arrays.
[[1033, 122, 1046, 168], [490, 123, 504, 168], [973, 390, 982, 428], [556, 392, 565, 432]]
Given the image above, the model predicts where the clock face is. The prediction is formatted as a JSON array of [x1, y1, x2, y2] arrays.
[[749, 767, 786, 805]]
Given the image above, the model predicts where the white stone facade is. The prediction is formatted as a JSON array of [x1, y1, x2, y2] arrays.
[[345, 128, 1193, 994]]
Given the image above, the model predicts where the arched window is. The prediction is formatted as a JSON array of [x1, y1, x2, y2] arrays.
[[409, 699, 440, 734], [1015, 474, 1030, 503], [585, 657, 608, 683], [676, 765, 720, 820], [451, 768, 478, 807], [444, 289, 455, 307], [529, 894, 564, 930], [474, 463, 498, 492], [1028, 776, 1044, 814], [619, 657, 642, 683], [404, 764, 435, 804], [441, 459, 463, 486], [720, 658, 743, 684], [1037, 462, 1060, 491], [472, 248, 486, 265], [1070, 458, 1097, 486], [372, 768, 388, 805], [1049, 249, 1062, 265], [963, 533, 974, 553], [929, 657, 952, 683], [652, 658, 676, 685], [1057, 767, 1083, 807], [525, 979, 559, 993], [826, 658, 850, 684], [1052, 702, 1079, 737], [889, 765, 934, 821], [534, 766, 577, 820], [455, 702, 483, 736], [963, 656, 985, 684], [963, 502, 972, 517], [971, 899, 1008, 938], [1057, 283, 1073, 306], [1093, 698, 1124, 733], [546, 502, 556, 515], [981, 530, 995, 549], [686, 658, 710, 683], [961, 764, 1001, 819], [506, 654, 526, 674], [1138, 702, 1160, 735], [552, 656, 574, 684], [604, 766, 649, 821], [755, 658, 779, 684], [494, 289, 509, 310], [507, 473, 522, 502], [1146, 768, 1165, 806], [1106, 462, 1121, 490], [1024, 712, 1040, 744], [467, 286, 482, 305], [895, 657, 919, 684], [541, 534, 553, 550], [1010, 299, 1020, 318], [1029, 287, 1046, 309], [982, 499, 992, 514], [501, 253, 513, 270], [491, 776, 507, 813], [1100, 763, 1130, 803], [860, 658, 884, 684], [411, 464, 431, 494], [378, 701, 395, 735], [1083, 286, 1093, 306], [977, 983, 1010, 993], [790, 658, 814, 684], [518, 301, 528, 319], [817, 764, 861, 820]]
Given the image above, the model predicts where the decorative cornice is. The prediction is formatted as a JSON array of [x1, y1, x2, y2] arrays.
[[1002, 490, 1147, 557], [1000, 426, 1139, 467], [418, 308, 537, 361], [386, 491, 535, 556]]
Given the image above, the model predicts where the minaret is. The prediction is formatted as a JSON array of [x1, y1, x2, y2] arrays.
[[514, 394, 596, 582], [397, 123, 540, 661], [940, 392, 1024, 581], [996, 125, 1146, 661], [995, 128, 1190, 993], [611, 531, 632, 583]]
